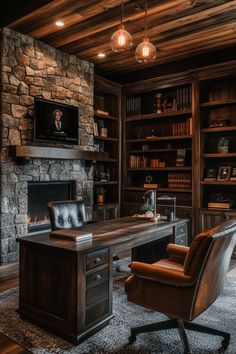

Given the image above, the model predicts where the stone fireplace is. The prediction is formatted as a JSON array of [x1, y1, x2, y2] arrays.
[[0, 28, 95, 264], [27, 181, 75, 234]]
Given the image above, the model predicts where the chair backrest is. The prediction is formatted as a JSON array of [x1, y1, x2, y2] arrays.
[[184, 219, 236, 320], [48, 200, 86, 230]]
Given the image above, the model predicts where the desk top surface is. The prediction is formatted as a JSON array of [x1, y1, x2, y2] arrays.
[[19, 217, 187, 252]]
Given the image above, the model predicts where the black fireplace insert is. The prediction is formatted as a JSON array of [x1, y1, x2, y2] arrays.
[[27, 181, 75, 233]]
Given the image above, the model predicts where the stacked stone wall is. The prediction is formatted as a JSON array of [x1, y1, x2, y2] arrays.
[[0, 28, 94, 264]]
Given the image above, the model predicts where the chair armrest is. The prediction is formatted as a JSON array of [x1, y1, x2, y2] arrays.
[[167, 243, 189, 264], [131, 261, 195, 287]]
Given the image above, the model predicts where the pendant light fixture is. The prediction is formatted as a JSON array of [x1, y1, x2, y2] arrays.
[[135, 0, 156, 63], [111, 0, 133, 52]]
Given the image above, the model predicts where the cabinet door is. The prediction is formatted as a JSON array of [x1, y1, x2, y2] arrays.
[[200, 209, 224, 231]]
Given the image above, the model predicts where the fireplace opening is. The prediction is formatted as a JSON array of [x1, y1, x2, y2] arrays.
[[27, 181, 75, 234]]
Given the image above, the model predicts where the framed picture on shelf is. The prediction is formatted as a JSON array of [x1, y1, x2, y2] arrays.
[[204, 167, 217, 181], [217, 166, 231, 181], [230, 167, 236, 181]]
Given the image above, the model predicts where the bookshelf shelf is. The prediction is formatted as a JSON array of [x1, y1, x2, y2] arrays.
[[201, 126, 236, 133], [94, 113, 117, 120], [94, 181, 118, 186], [94, 136, 118, 142], [200, 98, 236, 108], [125, 187, 192, 193], [125, 109, 192, 122], [202, 153, 236, 158], [201, 181, 236, 185], [127, 167, 192, 171], [126, 135, 192, 143], [129, 148, 192, 154]]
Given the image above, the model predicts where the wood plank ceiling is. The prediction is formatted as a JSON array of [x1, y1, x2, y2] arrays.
[[2, 0, 236, 77]]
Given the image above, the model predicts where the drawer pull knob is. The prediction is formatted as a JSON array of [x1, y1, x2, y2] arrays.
[[95, 274, 102, 281], [95, 257, 101, 264]]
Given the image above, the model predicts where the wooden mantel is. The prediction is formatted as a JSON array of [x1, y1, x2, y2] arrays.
[[10, 145, 108, 162]]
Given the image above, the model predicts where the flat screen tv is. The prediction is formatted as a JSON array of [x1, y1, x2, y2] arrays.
[[34, 98, 79, 144]]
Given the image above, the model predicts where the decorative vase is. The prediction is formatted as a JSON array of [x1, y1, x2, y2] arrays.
[[218, 146, 228, 153]]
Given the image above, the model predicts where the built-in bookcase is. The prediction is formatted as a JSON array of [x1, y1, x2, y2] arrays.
[[93, 76, 121, 222], [199, 74, 236, 244], [123, 80, 194, 237]]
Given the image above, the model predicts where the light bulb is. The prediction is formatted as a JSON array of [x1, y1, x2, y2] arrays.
[[111, 24, 133, 53], [142, 45, 149, 57], [135, 38, 156, 63], [118, 34, 126, 46]]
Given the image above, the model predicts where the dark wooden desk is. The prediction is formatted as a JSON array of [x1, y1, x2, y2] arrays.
[[18, 217, 188, 344]]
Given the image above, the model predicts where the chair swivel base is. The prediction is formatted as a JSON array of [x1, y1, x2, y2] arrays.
[[128, 318, 230, 354]]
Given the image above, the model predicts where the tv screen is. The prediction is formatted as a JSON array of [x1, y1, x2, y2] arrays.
[[34, 98, 79, 144]]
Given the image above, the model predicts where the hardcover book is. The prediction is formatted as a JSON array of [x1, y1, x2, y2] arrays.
[[208, 202, 232, 209], [50, 229, 93, 242]]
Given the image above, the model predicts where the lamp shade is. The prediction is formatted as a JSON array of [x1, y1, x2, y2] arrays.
[[111, 24, 133, 52], [135, 38, 156, 63]]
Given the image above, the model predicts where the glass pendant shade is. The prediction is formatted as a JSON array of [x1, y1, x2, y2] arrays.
[[111, 24, 133, 52], [135, 38, 156, 63], [135, 0, 157, 63]]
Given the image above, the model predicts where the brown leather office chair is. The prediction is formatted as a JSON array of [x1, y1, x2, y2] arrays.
[[125, 219, 236, 354], [48, 200, 86, 230]]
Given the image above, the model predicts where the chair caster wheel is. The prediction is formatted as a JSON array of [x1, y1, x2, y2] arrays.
[[218, 339, 230, 353], [129, 335, 136, 345]]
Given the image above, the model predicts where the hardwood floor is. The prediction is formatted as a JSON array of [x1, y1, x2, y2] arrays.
[[0, 333, 31, 353]]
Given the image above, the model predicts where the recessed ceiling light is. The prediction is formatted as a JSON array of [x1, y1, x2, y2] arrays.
[[98, 52, 106, 58], [55, 20, 64, 27]]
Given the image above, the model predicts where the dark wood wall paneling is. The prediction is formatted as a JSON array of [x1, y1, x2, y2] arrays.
[[1, 0, 236, 80]]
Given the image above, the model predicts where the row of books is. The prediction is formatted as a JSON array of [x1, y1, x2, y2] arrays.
[[129, 155, 166, 168], [126, 96, 141, 117], [129, 155, 149, 168], [176, 87, 192, 110], [168, 173, 192, 189], [172, 118, 192, 136]]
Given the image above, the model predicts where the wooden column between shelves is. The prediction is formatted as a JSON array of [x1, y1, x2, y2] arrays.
[[192, 76, 201, 236]]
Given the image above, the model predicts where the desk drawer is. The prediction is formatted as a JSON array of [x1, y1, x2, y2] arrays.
[[86, 281, 109, 307], [86, 298, 109, 326], [86, 266, 109, 288], [86, 248, 108, 270], [175, 224, 187, 236], [175, 234, 187, 246]]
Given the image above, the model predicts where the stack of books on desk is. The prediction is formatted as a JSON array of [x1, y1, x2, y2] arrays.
[[50, 229, 93, 242]]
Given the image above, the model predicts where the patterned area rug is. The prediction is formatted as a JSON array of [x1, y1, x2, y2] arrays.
[[0, 276, 236, 354]]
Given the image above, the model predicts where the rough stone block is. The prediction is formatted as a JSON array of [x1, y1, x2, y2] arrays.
[[19, 95, 34, 106], [2, 93, 19, 104], [12, 104, 27, 118], [30, 85, 42, 96], [17, 82, 29, 95], [12, 66, 26, 81]]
